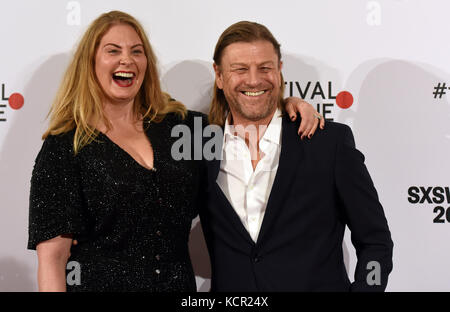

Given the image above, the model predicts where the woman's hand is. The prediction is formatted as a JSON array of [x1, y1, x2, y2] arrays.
[[284, 97, 325, 139]]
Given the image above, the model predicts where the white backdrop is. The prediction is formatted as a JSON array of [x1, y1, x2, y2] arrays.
[[0, 0, 449, 291]]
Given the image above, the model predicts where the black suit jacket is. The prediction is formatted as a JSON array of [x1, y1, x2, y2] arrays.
[[199, 115, 393, 292]]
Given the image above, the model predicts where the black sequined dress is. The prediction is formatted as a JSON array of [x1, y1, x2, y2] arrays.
[[28, 111, 205, 292]]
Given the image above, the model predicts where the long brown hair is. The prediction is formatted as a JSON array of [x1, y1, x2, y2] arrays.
[[43, 10, 186, 153], [209, 21, 285, 126]]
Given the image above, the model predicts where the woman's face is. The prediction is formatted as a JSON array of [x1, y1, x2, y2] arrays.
[[95, 23, 147, 105]]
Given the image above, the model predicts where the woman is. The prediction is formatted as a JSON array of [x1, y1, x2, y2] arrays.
[[28, 11, 323, 292]]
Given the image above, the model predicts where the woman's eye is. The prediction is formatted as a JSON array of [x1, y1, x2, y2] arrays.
[[132, 50, 143, 55], [108, 49, 119, 54]]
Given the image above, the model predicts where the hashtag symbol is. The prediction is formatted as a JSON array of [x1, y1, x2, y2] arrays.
[[433, 82, 447, 99]]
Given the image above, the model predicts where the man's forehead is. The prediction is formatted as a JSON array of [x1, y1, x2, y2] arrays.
[[221, 40, 279, 63]]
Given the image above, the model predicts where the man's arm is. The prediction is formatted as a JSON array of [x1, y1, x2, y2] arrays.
[[335, 125, 393, 292]]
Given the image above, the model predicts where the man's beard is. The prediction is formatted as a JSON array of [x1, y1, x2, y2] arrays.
[[229, 96, 278, 122]]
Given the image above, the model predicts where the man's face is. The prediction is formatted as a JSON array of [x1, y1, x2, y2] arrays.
[[214, 40, 282, 124]]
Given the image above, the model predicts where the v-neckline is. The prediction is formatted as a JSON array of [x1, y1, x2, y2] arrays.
[[98, 126, 158, 172]]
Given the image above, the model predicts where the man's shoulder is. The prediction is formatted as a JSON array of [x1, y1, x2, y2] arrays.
[[157, 110, 208, 132], [186, 110, 209, 127], [320, 120, 351, 134], [164, 110, 208, 125], [282, 116, 352, 142], [314, 121, 352, 145], [187, 110, 208, 119]]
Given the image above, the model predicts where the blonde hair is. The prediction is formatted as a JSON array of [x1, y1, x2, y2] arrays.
[[43, 10, 186, 153], [209, 21, 285, 126]]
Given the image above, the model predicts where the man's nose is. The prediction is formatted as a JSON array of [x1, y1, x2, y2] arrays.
[[246, 67, 262, 87]]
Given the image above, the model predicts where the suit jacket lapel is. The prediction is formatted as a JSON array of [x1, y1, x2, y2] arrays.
[[206, 135, 255, 246], [256, 115, 304, 245]]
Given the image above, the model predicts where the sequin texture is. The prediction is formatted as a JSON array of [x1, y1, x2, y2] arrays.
[[28, 111, 206, 291]]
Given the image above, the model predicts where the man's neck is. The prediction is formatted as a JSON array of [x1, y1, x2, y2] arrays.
[[229, 107, 276, 142], [227, 108, 278, 170]]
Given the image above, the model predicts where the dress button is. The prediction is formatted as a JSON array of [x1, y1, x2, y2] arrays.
[[155, 269, 161, 274], [253, 257, 260, 263], [156, 230, 162, 236], [155, 255, 160, 261]]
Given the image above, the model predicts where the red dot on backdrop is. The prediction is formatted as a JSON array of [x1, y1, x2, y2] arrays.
[[8, 93, 24, 110], [336, 91, 354, 109]]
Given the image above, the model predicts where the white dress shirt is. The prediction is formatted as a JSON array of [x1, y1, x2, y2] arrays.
[[216, 109, 282, 242]]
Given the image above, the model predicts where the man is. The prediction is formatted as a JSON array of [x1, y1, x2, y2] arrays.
[[199, 21, 393, 292]]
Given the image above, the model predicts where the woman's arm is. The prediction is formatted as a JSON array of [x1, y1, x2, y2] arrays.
[[36, 235, 73, 292], [284, 97, 325, 139]]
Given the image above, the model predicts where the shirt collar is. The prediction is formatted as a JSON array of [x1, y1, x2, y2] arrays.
[[224, 108, 282, 144], [260, 108, 282, 146], [223, 114, 234, 143]]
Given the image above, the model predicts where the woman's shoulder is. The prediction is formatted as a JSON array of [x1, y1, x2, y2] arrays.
[[36, 130, 76, 164], [43, 129, 75, 144]]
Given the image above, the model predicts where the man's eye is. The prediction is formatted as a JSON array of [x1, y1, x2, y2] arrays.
[[261, 67, 272, 71]]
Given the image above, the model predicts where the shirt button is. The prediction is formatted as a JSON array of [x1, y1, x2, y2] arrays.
[[253, 257, 260, 263], [155, 255, 160, 261], [156, 230, 162, 236], [155, 269, 161, 274]]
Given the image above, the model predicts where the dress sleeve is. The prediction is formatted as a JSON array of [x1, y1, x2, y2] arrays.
[[27, 133, 88, 250]]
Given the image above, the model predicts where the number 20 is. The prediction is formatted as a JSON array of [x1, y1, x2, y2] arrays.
[[433, 206, 450, 223]]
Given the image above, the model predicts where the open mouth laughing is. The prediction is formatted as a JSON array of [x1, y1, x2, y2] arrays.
[[112, 71, 136, 87], [241, 90, 266, 97]]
